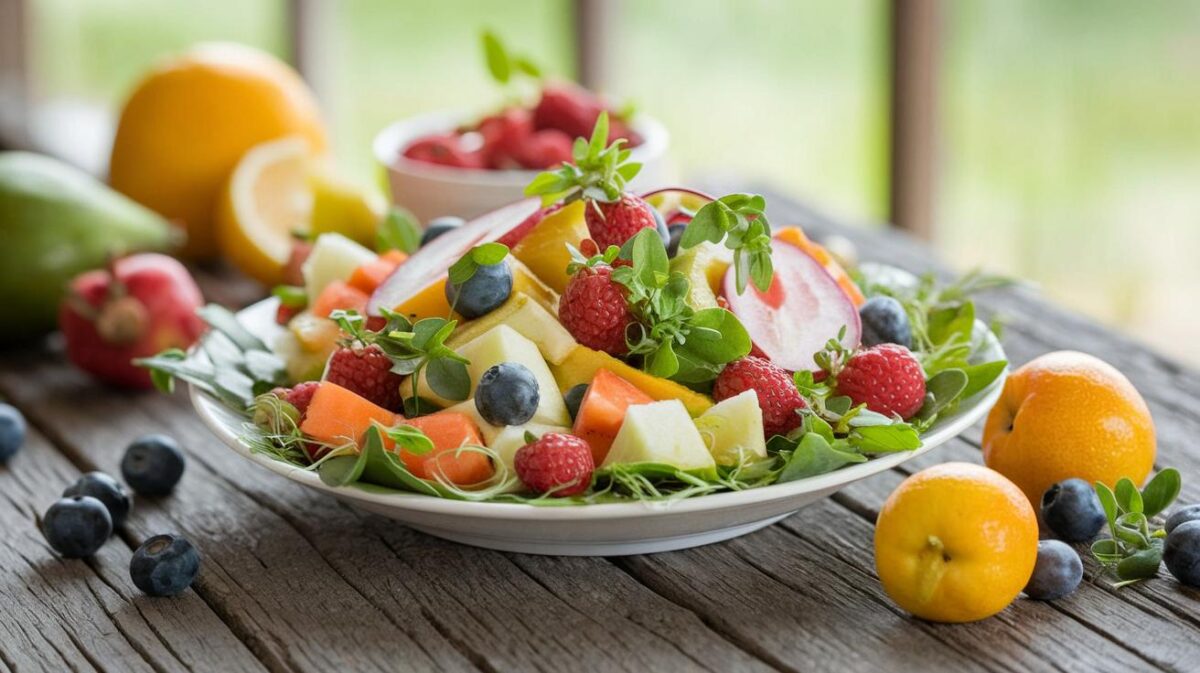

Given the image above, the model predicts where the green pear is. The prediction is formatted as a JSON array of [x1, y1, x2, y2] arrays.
[[0, 152, 177, 343]]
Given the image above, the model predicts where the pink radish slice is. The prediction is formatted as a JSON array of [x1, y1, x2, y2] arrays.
[[723, 241, 861, 371], [367, 197, 541, 315]]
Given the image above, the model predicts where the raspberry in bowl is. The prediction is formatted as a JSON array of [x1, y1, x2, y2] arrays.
[[375, 86, 668, 225]]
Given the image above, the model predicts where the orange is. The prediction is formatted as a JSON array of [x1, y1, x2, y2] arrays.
[[874, 462, 1038, 623], [110, 43, 326, 258], [982, 350, 1155, 506]]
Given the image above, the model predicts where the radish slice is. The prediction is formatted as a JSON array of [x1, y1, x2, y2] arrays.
[[723, 241, 861, 371], [367, 198, 540, 315]]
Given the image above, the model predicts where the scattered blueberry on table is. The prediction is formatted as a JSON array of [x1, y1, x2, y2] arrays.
[[1164, 520, 1200, 587], [1024, 540, 1083, 600], [42, 495, 112, 558], [130, 534, 201, 597], [475, 362, 540, 426], [1041, 478, 1107, 542], [1166, 503, 1200, 534], [0, 402, 26, 463], [63, 472, 131, 529], [122, 434, 186, 496]]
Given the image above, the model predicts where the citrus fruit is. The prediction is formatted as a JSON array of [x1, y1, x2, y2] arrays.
[[308, 167, 386, 247], [215, 137, 314, 286], [875, 462, 1038, 623], [109, 42, 326, 259], [982, 350, 1155, 505]]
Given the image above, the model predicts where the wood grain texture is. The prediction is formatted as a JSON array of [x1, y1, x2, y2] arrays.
[[0, 426, 267, 673]]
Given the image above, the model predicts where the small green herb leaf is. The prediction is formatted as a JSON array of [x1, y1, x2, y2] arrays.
[[272, 285, 308, 308], [481, 31, 510, 84], [377, 207, 422, 254], [1141, 468, 1182, 518]]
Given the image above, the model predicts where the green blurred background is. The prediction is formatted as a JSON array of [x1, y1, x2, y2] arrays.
[[27, 0, 1200, 364]]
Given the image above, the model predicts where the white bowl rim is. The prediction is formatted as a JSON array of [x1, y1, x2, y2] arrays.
[[191, 293, 1006, 523], [372, 108, 670, 186]]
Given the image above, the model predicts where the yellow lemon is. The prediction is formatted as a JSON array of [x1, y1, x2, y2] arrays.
[[875, 462, 1038, 623], [308, 167, 386, 248], [109, 42, 326, 258]]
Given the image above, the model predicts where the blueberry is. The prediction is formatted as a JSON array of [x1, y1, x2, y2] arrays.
[[122, 435, 185, 496], [42, 495, 112, 558], [1024, 540, 1083, 600], [563, 383, 589, 422], [64, 472, 130, 529], [475, 362, 540, 426], [420, 216, 464, 247], [1165, 521, 1200, 587], [130, 534, 201, 597], [1166, 504, 1200, 534], [666, 224, 687, 258], [0, 403, 26, 463], [859, 296, 912, 348], [445, 260, 513, 319], [1041, 478, 1107, 542]]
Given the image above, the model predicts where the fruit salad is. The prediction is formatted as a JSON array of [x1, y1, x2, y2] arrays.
[[399, 32, 639, 172], [143, 114, 1007, 505]]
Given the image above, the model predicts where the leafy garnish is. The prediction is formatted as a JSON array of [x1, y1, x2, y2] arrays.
[[135, 304, 287, 409], [678, 193, 774, 294], [481, 30, 542, 86], [1091, 468, 1182, 586], [376, 206, 422, 254], [447, 242, 509, 286], [271, 285, 308, 309], [524, 112, 641, 205], [610, 229, 750, 382], [330, 308, 471, 402]]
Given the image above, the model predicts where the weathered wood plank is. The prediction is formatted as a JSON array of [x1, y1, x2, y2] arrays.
[[0, 347, 774, 673], [0, 425, 268, 673]]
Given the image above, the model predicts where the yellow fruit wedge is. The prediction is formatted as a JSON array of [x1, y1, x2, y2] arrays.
[[550, 345, 713, 416], [511, 201, 589, 293], [391, 259, 557, 323], [216, 136, 313, 285], [447, 292, 575, 364], [309, 167, 386, 247]]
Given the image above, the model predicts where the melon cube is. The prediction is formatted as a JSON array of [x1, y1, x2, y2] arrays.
[[694, 390, 767, 466], [602, 400, 716, 476], [302, 233, 376, 303]]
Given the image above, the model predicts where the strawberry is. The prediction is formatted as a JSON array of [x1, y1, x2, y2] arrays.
[[834, 344, 926, 420], [59, 254, 205, 389], [558, 265, 633, 356], [513, 129, 574, 169], [713, 357, 807, 439], [532, 84, 605, 140], [324, 344, 404, 411], [514, 432, 595, 496], [402, 133, 485, 169], [585, 193, 658, 249], [478, 107, 533, 168]]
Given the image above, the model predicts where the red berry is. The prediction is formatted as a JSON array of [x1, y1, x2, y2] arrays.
[[515, 433, 595, 496], [558, 265, 634, 356], [713, 357, 807, 439], [275, 302, 302, 326], [513, 129, 574, 169], [533, 84, 606, 139], [585, 194, 657, 249], [285, 381, 320, 419], [478, 107, 533, 168], [324, 344, 404, 411], [402, 134, 484, 169], [835, 344, 926, 419]]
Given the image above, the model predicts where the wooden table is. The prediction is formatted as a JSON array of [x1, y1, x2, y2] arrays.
[[2, 187, 1197, 673]]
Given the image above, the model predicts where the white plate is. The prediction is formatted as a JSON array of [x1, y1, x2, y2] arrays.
[[191, 291, 1006, 556]]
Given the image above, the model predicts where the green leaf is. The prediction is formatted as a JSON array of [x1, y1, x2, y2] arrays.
[[1091, 538, 1122, 564], [377, 207, 421, 254], [588, 111, 609, 156], [920, 369, 969, 418], [1116, 543, 1163, 581], [630, 228, 669, 286], [197, 305, 267, 352], [318, 452, 367, 488], [1115, 478, 1140, 514], [426, 357, 470, 401], [271, 285, 308, 308], [471, 242, 509, 266], [481, 30, 510, 84], [411, 317, 451, 350], [645, 341, 679, 379], [512, 55, 542, 78], [958, 360, 1007, 399], [1095, 481, 1118, 523], [447, 255, 477, 286], [777, 433, 866, 483], [850, 424, 922, 453], [1141, 468, 1182, 518], [677, 308, 751, 365], [383, 424, 435, 456], [358, 425, 449, 497]]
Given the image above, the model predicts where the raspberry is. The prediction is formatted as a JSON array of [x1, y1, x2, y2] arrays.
[[834, 344, 926, 419], [402, 134, 485, 169], [285, 381, 320, 419], [713, 357, 806, 439], [514, 433, 595, 496], [584, 194, 658, 250], [324, 344, 404, 411], [558, 265, 634, 356]]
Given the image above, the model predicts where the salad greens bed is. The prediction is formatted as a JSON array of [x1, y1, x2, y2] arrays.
[[141, 263, 1010, 506]]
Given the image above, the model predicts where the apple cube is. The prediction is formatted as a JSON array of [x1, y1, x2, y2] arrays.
[[413, 325, 570, 426], [694, 390, 767, 466], [602, 400, 716, 476], [302, 233, 377, 303], [446, 292, 576, 365]]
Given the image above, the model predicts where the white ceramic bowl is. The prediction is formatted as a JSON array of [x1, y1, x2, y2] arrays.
[[373, 110, 671, 224], [191, 287, 1007, 556]]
